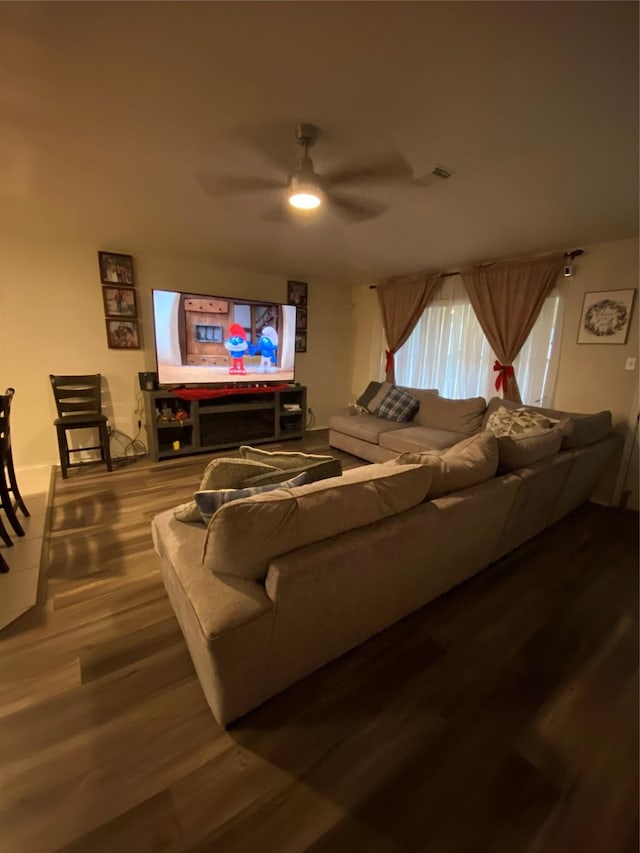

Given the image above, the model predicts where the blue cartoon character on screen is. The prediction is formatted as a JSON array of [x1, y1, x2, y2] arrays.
[[256, 326, 278, 373], [224, 323, 248, 375]]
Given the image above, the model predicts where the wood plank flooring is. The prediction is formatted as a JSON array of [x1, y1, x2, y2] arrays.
[[0, 432, 637, 852]]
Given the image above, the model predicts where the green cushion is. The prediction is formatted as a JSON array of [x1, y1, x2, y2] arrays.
[[173, 456, 278, 523], [239, 445, 337, 471]]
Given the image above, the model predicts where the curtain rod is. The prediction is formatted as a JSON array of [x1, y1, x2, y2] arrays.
[[369, 248, 584, 288]]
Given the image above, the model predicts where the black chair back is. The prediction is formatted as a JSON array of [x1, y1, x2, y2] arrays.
[[50, 375, 103, 419], [0, 386, 29, 544], [0, 388, 14, 457]]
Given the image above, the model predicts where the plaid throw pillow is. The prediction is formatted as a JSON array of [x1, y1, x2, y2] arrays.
[[194, 471, 309, 524], [374, 386, 420, 423]]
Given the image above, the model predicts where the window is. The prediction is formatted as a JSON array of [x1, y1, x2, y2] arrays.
[[394, 275, 564, 406]]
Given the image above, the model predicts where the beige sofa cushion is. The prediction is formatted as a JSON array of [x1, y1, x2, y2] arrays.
[[202, 463, 433, 580], [387, 431, 499, 498], [328, 413, 408, 444], [414, 393, 487, 434], [496, 429, 563, 473], [379, 425, 469, 453]]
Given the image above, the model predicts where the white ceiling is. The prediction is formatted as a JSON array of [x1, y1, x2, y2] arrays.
[[1, 1, 637, 284]]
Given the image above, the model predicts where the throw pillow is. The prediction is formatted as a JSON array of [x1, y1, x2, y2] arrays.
[[374, 387, 420, 423], [194, 471, 309, 525], [366, 381, 393, 413], [199, 456, 279, 489], [486, 405, 556, 438], [356, 381, 382, 410], [173, 456, 279, 523]]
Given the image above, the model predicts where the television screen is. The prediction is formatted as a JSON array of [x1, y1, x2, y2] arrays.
[[152, 290, 297, 387]]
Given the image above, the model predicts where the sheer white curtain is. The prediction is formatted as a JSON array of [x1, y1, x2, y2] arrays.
[[394, 275, 564, 406]]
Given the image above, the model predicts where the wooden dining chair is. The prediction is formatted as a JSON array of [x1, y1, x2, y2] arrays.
[[49, 374, 113, 479], [0, 388, 30, 545]]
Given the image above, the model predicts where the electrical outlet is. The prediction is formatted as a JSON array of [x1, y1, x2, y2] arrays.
[[625, 357, 636, 371]]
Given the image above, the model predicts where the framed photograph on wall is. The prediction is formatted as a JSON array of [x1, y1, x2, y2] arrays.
[[577, 289, 636, 344], [106, 319, 141, 349], [295, 331, 307, 353], [98, 251, 135, 286], [296, 306, 307, 330], [287, 280, 308, 306], [102, 286, 138, 318]]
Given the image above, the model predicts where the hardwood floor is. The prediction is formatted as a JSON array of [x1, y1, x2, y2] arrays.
[[0, 432, 637, 852]]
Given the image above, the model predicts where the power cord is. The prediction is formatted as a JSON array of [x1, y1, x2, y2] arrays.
[[108, 425, 147, 461], [306, 407, 316, 430]]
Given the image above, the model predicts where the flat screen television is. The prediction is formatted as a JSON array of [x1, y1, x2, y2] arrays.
[[151, 289, 297, 387]]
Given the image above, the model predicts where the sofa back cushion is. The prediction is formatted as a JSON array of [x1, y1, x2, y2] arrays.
[[388, 431, 499, 498], [414, 394, 487, 434], [202, 463, 433, 580], [496, 429, 563, 473], [482, 397, 611, 449]]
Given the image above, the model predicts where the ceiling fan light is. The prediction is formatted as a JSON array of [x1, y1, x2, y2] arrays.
[[288, 191, 322, 210], [288, 172, 322, 210]]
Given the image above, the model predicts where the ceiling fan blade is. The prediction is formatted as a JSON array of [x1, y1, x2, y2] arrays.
[[260, 200, 295, 224], [231, 119, 300, 175], [196, 172, 287, 198], [326, 191, 388, 223], [325, 149, 414, 187]]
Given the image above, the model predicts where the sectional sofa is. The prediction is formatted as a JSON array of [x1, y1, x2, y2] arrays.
[[151, 392, 620, 726]]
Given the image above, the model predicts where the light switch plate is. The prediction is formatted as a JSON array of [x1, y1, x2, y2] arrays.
[[625, 357, 636, 371]]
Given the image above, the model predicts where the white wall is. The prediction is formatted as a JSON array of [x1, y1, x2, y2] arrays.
[[0, 238, 352, 469], [349, 236, 639, 506]]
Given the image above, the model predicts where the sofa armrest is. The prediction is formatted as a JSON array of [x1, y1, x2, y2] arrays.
[[152, 509, 272, 639], [152, 508, 276, 725]]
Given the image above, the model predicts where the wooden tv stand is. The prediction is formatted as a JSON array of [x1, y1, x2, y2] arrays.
[[143, 385, 307, 461]]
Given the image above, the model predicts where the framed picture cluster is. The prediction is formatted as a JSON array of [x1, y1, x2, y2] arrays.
[[98, 252, 141, 349], [287, 280, 308, 353]]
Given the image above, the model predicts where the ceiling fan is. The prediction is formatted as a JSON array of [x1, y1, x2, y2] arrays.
[[196, 123, 431, 224]]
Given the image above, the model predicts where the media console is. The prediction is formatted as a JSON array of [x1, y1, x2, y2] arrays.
[[143, 385, 307, 461]]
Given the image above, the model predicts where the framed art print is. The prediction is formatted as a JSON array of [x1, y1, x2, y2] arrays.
[[296, 306, 307, 331], [106, 319, 141, 349], [287, 280, 308, 307], [102, 286, 138, 318], [577, 289, 636, 345], [98, 251, 135, 286], [295, 331, 307, 353]]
